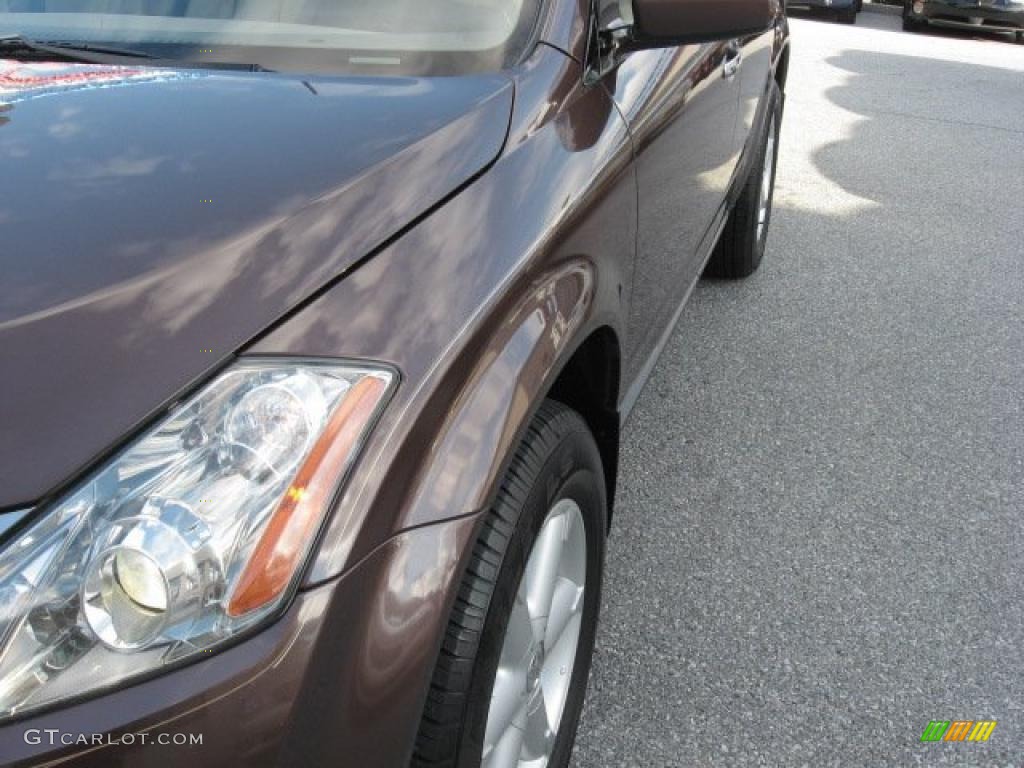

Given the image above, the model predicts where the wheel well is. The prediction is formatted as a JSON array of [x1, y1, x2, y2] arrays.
[[546, 326, 621, 525], [775, 43, 790, 94]]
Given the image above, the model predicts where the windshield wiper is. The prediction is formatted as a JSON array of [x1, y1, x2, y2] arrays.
[[0, 34, 273, 72], [0, 34, 157, 64]]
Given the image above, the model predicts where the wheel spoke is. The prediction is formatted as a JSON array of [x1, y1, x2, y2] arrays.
[[544, 577, 583, 653], [524, 512, 567, 643], [540, 611, 583, 731], [484, 596, 532, 752], [482, 700, 527, 768], [485, 666, 528, 751], [521, 690, 555, 761], [502, 589, 535, 669]]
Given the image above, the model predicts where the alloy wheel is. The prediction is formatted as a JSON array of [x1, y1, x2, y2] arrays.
[[481, 499, 587, 768], [757, 118, 777, 243]]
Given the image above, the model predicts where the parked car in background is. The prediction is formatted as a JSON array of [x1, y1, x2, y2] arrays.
[[0, 1, 789, 766], [903, 0, 1024, 41], [788, 0, 863, 24]]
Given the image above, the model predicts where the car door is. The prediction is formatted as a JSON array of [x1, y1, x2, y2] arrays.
[[602, 40, 743, 383]]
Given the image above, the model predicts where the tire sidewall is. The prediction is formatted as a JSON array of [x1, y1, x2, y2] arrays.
[[458, 422, 607, 768]]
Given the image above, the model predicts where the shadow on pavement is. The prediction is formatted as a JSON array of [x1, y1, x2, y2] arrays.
[[813, 48, 1024, 207]]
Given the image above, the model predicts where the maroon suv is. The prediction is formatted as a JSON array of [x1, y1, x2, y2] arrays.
[[0, 1, 789, 766]]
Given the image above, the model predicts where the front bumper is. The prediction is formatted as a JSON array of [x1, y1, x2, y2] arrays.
[[907, 0, 1024, 31], [0, 514, 481, 768]]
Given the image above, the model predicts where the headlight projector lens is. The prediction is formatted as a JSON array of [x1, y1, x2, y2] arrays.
[[83, 546, 169, 649], [81, 500, 219, 651]]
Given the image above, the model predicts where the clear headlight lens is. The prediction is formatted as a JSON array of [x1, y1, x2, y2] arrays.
[[0, 360, 393, 720]]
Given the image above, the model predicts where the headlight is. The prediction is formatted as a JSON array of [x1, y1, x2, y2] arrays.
[[0, 359, 394, 720]]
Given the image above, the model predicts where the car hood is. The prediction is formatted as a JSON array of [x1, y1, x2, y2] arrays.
[[0, 61, 513, 508]]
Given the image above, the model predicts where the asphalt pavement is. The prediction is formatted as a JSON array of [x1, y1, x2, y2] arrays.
[[573, 14, 1024, 768]]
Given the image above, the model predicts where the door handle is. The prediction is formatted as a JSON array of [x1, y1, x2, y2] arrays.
[[723, 42, 742, 80]]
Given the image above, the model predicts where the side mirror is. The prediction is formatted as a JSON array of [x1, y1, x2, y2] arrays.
[[627, 0, 778, 48]]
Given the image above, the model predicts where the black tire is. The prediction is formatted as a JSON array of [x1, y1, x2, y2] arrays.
[[837, 6, 857, 23], [411, 400, 607, 768], [704, 79, 782, 280], [1016, 30, 1024, 43], [902, 14, 925, 31]]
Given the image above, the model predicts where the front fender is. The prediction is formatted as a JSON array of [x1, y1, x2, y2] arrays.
[[247, 43, 635, 587], [402, 261, 597, 532]]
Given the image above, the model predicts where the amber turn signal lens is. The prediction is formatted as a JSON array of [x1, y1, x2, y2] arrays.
[[227, 375, 388, 617]]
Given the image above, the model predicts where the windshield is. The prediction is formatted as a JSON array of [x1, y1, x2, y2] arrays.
[[0, 1, 542, 76]]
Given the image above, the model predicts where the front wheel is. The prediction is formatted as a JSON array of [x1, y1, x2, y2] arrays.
[[412, 400, 607, 768], [837, 5, 858, 23], [704, 79, 782, 279]]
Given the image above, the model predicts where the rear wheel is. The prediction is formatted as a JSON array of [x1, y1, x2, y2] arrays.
[[902, 7, 925, 31], [704, 79, 782, 279], [837, 5, 857, 23], [412, 400, 607, 768], [1016, 30, 1024, 43]]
